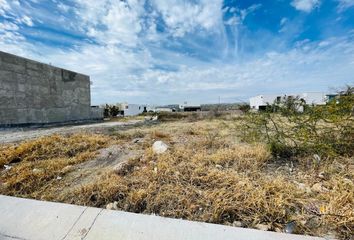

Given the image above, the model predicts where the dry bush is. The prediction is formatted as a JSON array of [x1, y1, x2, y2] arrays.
[[184, 127, 200, 136], [203, 144, 271, 170], [320, 176, 354, 239], [157, 112, 188, 122], [110, 129, 145, 140], [150, 130, 171, 140]]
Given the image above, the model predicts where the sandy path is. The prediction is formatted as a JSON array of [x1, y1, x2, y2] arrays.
[[0, 120, 143, 144]]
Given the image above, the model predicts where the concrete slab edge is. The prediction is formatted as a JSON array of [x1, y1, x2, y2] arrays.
[[0, 195, 325, 240]]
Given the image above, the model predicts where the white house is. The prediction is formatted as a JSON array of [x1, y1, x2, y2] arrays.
[[119, 103, 147, 116], [249, 92, 330, 111], [179, 102, 201, 112]]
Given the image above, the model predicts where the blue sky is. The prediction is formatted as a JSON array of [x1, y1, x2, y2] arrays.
[[0, 0, 353, 105]]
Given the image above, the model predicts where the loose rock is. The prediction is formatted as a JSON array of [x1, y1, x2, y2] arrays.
[[311, 182, 328, 192], [232, 221, 243, 227], [106, 201, 118, 210], [152, 141, 168, 154], [284, 221, 296, 233], [313, 154, 321, 164], [294, 181, 312, 194], [132, 138, 142, 144], [318, 172, 328, 180], [113, 161, 129, 175], [255, 224, 270, 231], [32, 168, 42, 173], [4, 165, 12, 170], [215, 164, 223, 169]]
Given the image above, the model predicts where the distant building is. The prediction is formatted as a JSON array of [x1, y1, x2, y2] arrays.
[[179, 102, 201, 112], [154, 107, 174, 113], [118, 103, 146, 116], [249, 92, 335, 111]]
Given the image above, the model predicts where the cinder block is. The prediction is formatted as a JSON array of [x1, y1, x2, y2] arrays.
[[0, 69, 13, 82], [26, 61, 43, 71], [26, 69, 41, 78], [1, 62, 26, 74], [0, 91, 15, 109], [13, 73, 27, 83], [17, 83, 26, 92], [14, 92, 27, 108], [1, 108, 17, 121], [1, 53, 22, 64], [46, 108, 68, 122], [16, 109, 28, 124], [0, 80, 16, 91], [28, 109, 45, 123], [27, 75, 42, 85]]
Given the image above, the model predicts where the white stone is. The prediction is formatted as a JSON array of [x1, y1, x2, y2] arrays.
[[294, 181, 312, 194], [4, 165, 11, 170], [311, 183, 328, 193], [152, 141, 168, 154], [255, 224, 270, 231], [313, 154, 321, 164], [232, 221, 243, 227], [106, 201, 118, 210]]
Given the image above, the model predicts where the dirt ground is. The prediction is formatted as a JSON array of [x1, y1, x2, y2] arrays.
[[0, 119, 143, 144], [0, 115, 353, 239]]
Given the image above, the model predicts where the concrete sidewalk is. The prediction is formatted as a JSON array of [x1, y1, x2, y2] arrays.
[[0, 195, 324, 240]]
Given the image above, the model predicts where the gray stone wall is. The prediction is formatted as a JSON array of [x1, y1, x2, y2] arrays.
[[0, 51, 96, 126]]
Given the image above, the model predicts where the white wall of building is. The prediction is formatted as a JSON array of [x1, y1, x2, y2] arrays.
[[122, 104, 146, 116], [179, 102, 201, 110], [155, 108, 173, 113], [299, 92, 327, 105], [250, 94, 280, 110], [250, 92, 328, 110]]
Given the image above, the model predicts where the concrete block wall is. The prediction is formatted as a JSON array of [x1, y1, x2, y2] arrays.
[[0, 51, 99, 126]]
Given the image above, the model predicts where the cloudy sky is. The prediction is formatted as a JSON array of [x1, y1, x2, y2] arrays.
[[0, 0, 353, 105]]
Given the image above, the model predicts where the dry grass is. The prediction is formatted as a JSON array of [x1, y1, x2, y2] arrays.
[[0, 134, 109, 165], [0, 134, 110, 198], [0, 118, 353, 239]]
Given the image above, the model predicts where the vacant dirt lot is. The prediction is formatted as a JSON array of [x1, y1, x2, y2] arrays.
[[0, 114, 353, 239], [0, 119, 143, 144]]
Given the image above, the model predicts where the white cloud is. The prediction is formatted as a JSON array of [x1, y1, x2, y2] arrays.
[[239, 4, 262, 21], [0, 0, 353, 105], [224, 4, 261, 26], [0, 0, 11, 15], [280, 18, 288, 26], [0, 22, 19, 31], [20, 16, 34, 27], [152, 0, 223, 37], [57, 3, 70, 13], [337, 0, 354, 12], [291, 0, 320, 13], [73, 0, 147, 47]]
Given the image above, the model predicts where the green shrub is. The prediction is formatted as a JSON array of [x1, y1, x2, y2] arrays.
[[240, 87, 354, 159]]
